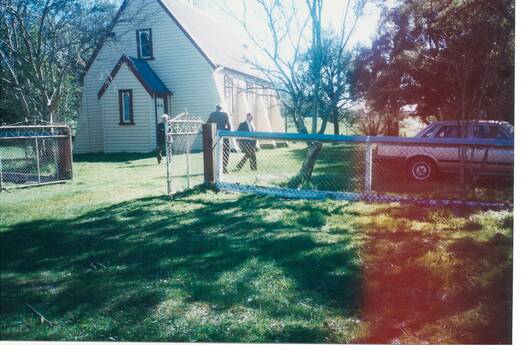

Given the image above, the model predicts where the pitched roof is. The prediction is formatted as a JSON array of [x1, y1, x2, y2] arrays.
[[84, 0, 268, 83], [160, 0, 266, 81], [97, 55, 172, 99]]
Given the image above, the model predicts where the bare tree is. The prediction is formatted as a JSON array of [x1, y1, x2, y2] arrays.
[[227, 0, 366, 187], [0, 0, 159, 125], [0, 0, 119, 124]]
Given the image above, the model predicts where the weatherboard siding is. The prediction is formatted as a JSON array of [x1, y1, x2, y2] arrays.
[[75, 0, 222, 153], [146, 6, 220, 119], [101, 65, 155, 153], [74, 88, 90, 153]]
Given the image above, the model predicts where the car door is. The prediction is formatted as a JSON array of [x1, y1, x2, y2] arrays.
[[470, 124, 513, 175], [430, 125, 464, 173]]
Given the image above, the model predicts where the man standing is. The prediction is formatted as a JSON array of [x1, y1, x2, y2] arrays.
[[156, 119, 165, 164], [236, 112, 257, 171], [207, 103, 231, 172]]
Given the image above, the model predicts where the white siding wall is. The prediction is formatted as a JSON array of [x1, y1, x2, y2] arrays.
[[214, 68, 271, 129], [74, 88, 91, 153], [101, 65, 155, 153], [75, 0, 221, 154]]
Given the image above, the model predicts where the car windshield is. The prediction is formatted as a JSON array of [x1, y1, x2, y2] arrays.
[[417, 124, 440, 137], [500, 122, 514, 138]]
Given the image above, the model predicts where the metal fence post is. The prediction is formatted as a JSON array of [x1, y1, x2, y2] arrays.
[[0, 151, 4, 191], [35, 138, 41, 184], [68, 126, 74, 182], [215, 136, 223, 183], [186, 136, 191, 189], [164, 115, 172, 196], [365, 138, 373, 193]]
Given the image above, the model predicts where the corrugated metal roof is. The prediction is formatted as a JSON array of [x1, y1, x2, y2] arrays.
[[161, 0, 267, 81]]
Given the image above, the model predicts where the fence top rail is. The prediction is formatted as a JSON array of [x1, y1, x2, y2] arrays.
[[0, 135, 70, 140], [217, 130, 514, 147], [169, 120, 203, 124], [0, 125, 70, 130]]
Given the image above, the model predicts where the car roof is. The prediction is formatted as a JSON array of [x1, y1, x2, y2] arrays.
[[429, 120, 510, 126]]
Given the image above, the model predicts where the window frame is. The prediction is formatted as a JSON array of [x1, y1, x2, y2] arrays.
[[119, 89, 135, 125], [434, 124, 468, 138], [472, 124, 510, 140], [136, 28, 154, 60]]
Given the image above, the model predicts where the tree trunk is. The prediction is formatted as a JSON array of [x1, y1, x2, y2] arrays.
[[289, 141, 323, 188], [333, 117, 340, 135]]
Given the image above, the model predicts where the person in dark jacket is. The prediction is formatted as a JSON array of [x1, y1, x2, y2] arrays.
[[156, 120, 166, 164], [236, 113, 257, 171], [207, 103, 231, 172]]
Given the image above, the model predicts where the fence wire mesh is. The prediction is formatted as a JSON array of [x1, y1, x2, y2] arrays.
[[0, 126, 73, 190], [165, 113, 203, 195], [215, 131, 513, 208]]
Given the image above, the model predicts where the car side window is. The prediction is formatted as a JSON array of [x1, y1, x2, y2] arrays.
[[472, 125, 509, 139], [435, 125, 462, 138]]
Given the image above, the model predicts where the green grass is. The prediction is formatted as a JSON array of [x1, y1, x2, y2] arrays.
[[0, 153, 513, 343], [224, 142, 512, 201]]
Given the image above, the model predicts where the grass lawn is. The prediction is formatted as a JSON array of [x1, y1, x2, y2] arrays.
[[0, 153, 513, 343], [224, 142, 512, 202]]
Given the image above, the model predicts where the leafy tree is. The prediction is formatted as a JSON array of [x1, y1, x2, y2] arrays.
[[0, 0, 117, 125], [299, 31, 356, 135], [353, 0, 514, 128]]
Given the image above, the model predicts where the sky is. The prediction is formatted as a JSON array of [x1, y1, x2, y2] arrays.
[[108, 0, 382, 51], [194, 0, 383, 49]]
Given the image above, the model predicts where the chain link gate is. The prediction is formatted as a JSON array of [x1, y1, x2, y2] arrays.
[[0, 125, 73, 191], [164, 113, 203, 196]]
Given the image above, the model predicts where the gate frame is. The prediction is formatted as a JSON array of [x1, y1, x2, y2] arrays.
[[0, 125, 73, 191], [164, 113, 203, 196]]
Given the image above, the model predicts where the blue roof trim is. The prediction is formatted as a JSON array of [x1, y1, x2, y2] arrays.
[[127, 57, 171, 95], [98, 55, 172, 99]]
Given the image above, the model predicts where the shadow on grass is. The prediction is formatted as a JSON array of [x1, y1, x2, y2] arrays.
[[74, 152, 157, 163], [0, 188, 361, 342]]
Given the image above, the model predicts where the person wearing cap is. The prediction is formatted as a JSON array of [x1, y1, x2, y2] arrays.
[[207, 103, 231, 172]]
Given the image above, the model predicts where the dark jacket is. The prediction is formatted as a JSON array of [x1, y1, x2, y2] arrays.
[[237, 120, 256, 153], [156, 122, 165, 148], [207, 111, 231, 131]]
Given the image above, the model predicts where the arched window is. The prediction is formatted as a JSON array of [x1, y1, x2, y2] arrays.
[[137, 29, 153, 59]]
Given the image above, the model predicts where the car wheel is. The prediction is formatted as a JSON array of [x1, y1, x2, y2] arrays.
[[406, 157, 437, 182]]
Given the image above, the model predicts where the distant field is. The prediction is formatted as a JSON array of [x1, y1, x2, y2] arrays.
[[0, 153, 512, 343], [284, 116, 427, 137]]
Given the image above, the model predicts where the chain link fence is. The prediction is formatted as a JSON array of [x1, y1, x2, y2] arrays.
[[164, 113, 203, 196], [0, 126, 73, 190], [212, 131, 513, 209]]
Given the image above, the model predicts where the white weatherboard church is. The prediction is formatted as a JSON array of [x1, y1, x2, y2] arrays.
[[75, 0, 286, 154]]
